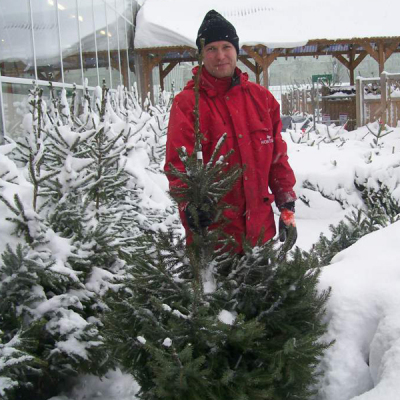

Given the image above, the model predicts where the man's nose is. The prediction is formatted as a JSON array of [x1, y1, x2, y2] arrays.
[[215, 49, 224, 60]]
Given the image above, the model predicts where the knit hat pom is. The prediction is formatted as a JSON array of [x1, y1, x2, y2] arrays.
[[196, 10, 239, 55]]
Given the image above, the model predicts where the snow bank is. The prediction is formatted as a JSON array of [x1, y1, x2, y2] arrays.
[[316, 221, 400, 400]]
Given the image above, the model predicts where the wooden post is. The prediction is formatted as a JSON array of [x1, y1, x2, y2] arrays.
[[137, 51, 163, 105], [355, 76, 363, 127], [262, 65, 269, 88], [143, 56, 153, 103], [378, 42, 385, 75], [261, 47, 269, 88], [380, 72, 387, 124], [295, 89, 300, 113], [158, 63, 164, 91], [120, 53, 129, 88], [255, 63, 261, 85]]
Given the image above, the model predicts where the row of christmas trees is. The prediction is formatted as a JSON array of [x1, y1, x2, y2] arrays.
[[0, 82, 177, 400], [1, 79, 399, 400]]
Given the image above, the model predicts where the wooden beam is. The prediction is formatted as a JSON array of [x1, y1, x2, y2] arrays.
[[385, 41, 400, 59], [265, 48, 281, 67], [352, 52, 368, 69], [159, 61, 179, 91], [242, 46, 281, 88], [362, 42, 379, 63], [334, 51, 368, 85], [160, 61, 178, 79], [334, 54, 350, 69], [242, 46, 264, 66], [242, 46, 269, 87], [149, 55, 164, 70], [238, 55, 257, 74]]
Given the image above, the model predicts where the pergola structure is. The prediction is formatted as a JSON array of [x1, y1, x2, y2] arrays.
[[136, 36, 400, 102]]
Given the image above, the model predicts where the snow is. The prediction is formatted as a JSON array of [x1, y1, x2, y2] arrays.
[[218, 310, 237, 325], [2, 87, 400, 400], [162, 338, 172, 347], [48, 368, 140, 400], [315, 221, 400, 399], [135, 0, 400, 49], [137, 336, 146, 345], [50, 119, 400, 400]]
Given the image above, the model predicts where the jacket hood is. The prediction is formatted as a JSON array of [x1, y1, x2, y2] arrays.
[[183, 66, 249, 97]]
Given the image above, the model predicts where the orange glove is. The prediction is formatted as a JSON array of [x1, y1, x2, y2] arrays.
[[279, 203, 297, 250]]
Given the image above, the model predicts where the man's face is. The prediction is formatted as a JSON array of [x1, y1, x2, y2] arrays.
[[202, 41, 237, 79]]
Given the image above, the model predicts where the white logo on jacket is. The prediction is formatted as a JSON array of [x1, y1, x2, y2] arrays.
[[260, 135, 274, 145]]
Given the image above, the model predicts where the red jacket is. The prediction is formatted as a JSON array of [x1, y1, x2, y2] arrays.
[[165, 66, 296, 251]]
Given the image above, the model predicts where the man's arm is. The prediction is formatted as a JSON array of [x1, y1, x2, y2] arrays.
[[267, 93, 297, 207], [164, 95, 196, 189]]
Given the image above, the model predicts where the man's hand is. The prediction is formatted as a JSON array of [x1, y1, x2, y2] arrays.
[[278, 202, 297, 250], [184, 198, 216, 233]]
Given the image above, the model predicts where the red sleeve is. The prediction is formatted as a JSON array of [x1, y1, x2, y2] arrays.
[[267, 92, 297, 207], [164, 92, 196, 223], [164, 93, 196, 186]]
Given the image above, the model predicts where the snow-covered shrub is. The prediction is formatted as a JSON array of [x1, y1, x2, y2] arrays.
[[0, 82, 178, 400]]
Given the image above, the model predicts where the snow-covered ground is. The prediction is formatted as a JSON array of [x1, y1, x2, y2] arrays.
[[2, 97, 400, 400]]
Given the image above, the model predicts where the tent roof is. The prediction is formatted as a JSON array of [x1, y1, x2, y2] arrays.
[[135, 0, 400, 50]]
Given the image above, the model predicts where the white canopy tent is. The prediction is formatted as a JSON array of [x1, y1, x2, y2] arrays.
[[134, 0, 400, 100]]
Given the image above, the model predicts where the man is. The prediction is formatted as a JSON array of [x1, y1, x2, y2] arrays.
[[165, 10, 297, 253]]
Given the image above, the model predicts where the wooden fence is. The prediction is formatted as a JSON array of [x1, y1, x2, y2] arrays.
[[356, 72, 400, 127], [281, 72, 400, 129]]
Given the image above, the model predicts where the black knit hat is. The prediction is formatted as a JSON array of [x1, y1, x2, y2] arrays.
[[196, 10, 239, 55]]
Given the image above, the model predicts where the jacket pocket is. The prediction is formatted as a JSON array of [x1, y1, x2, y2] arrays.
[[249, 117, 273, 141]]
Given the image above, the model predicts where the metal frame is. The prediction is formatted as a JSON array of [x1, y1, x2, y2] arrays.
[[104, 1, 113, 88], [115, 0, 123, 87], [28, 0, 38, 81], [123, 1, 131, 89], [0, 75, 96, 91], [92, 0, 101, 86], [0, 0, 138, 136], [76, 0, 85, 87], [55, 0, 65, 84], [0, 71, 6, 142]]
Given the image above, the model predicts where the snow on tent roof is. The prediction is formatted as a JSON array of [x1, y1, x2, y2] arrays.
[[135, 0, 400, 50]]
